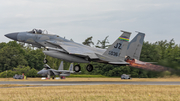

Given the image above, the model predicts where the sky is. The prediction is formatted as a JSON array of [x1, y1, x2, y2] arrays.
[[0, 0, 180, 45]]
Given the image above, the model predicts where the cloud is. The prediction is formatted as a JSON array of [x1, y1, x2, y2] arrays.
[[0, 0, 180, 44]]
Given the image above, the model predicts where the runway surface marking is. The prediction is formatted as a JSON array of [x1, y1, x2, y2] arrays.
[[0, 81, 180, 86]]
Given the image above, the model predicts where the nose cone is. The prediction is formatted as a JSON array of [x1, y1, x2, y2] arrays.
[[5, 32, 18, 41], [37, 71, 42, 75]]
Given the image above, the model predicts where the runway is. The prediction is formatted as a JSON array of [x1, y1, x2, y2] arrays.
[[0, 81, 180, 86]]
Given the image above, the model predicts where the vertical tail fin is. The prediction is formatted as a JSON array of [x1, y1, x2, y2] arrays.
[[126, 32, 145, 60], [69, 63, 74, 71], [58, 61, 64, 70], [103, 30, 131, 61]]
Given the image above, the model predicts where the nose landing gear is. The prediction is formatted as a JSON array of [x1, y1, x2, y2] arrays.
[[44, 54, 48, 63], [44, 59, 48, 64]]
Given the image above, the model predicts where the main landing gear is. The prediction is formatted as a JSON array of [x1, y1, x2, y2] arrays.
[[43, 53, 93, 72], [86, 64, 93, 72], [73, 64, 93, 72], [74, 65, 81, 72]]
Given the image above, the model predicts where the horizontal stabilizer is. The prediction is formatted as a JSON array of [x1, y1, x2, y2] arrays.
[[109, 62, 129, 65], [43, 64, 51, 69], [95, 53, 124, 62]]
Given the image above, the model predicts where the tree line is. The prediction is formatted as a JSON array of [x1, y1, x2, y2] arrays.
[[0, 37, 180, 78]]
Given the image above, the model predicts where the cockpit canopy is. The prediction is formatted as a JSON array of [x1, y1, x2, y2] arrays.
[[42, 68, 47, 70], [43, 64, 51, 70], [28, 29, 48, 34]]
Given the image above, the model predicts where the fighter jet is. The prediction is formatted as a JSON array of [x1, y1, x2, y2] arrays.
[[5, 29, 145, 72], [37, 61, 76, 79]]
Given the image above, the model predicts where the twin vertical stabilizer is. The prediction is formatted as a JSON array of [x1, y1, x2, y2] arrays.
[[126, 32, 145, 60], [58, 61, 64, 70], [58, 61, 74, 71], [69, 63, 74, 71], [100, 31, 145, 63]]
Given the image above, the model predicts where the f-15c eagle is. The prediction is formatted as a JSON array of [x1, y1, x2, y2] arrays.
[[37, 61, 76, 79], [5, 29, 145, 72]]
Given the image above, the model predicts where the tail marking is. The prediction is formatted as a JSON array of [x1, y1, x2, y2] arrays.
[[119, 36, 129, 41]]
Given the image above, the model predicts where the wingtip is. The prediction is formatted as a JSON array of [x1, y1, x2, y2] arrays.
[[135, 31, 145, 34], [121, 30, 132, 34]]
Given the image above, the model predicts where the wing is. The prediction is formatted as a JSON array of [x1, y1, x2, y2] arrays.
[[46, 40, 98, 59], [59, 42, 93, 54], [53, 70, 74, 73]]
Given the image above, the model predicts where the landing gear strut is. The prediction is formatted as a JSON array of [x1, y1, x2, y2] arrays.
[[47, 74, 50, 79], [47, 70, 51, 79], [44, 59, 48, 64], [74, 65, 81, 72], [52, 75, 55, 79], [86, 64, 93, 72], [44, 54, 48, 63]]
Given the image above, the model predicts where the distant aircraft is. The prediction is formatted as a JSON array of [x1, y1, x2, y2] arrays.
[[37, 61, 76, 79], [5, 29, 145, 72]]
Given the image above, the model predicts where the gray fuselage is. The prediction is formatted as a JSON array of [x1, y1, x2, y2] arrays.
[[5, 30, 106, 63]]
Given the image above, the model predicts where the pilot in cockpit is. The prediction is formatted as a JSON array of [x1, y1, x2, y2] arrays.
[[29, 29, 48, 34], [30, 29, 42, 34], [36, 29, 42, 34]]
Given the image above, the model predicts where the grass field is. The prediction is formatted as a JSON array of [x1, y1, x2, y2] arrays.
[[0, 77, 180, 100], [0, 84, 180, 101], [1, 77, 180, 82], [0, 84, 40, 88], [69, 74, 108, 78]]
